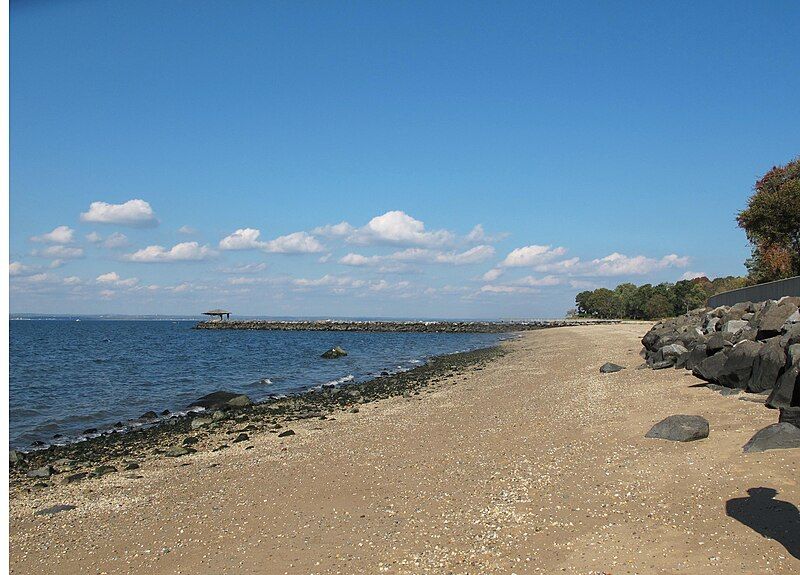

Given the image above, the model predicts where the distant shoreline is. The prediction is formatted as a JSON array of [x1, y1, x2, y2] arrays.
[[194, 318, 621, 333]]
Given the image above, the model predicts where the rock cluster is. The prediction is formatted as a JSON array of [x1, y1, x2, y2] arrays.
[[641, 297, 800, 427]]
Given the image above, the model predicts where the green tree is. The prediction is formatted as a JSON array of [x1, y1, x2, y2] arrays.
[[645, 293, 673, 319], [737, 157, 800, 281], [672, 280, 708, 314]]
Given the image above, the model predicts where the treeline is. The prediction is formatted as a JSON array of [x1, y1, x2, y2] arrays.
[[573, 276, 750, 320]]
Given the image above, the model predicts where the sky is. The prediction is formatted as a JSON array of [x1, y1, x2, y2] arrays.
[[9, 1, 800, 318]]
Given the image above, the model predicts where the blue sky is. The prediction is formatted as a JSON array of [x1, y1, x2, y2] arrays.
[[9, 1, 800, 318]]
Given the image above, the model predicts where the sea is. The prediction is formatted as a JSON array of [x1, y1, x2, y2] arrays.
[[9, 318, 507, 450]]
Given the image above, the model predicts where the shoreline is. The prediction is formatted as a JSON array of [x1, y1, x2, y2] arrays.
[[11, 324, 799, 574], [193, 318, 620, 332], [10, 342, 507, 491]]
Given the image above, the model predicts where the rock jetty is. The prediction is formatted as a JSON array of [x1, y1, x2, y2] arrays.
[[640, 296, 800, 429], [194, 319, 618, 333]]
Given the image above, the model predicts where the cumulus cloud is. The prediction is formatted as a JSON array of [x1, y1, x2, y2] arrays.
[[178, 225, 197, 235], [102, 232, 129, 249], [10, 262, 33, 276], [517, 275, 561, 286], [336, 211, 454, 247], [124, 241, 216, 262], [312, 222, 356, 238], [96, 271, 139, 287], [33, 245, 84, 259], [262, 231, 324, 254], [31, 225, 75, 244], [481, 268, 503, 282], [480, 285, 537, 294], [63, 276, 82, 286], [292, 275, 365, 289], [531, 252, 690, 277], [86, 232, 103, 243], [339, 245, 494, 267], [680, 271, 707, 280], [501, 245, 567, 267], [219, 228, 324, 253], [80, 199, 158, 227]]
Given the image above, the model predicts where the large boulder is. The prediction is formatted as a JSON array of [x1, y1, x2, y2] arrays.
[[645, 415, 709, 442], [723, 320, 749, 334], [706, 332, 731, 354], [685, 344, 709, 371], [321, 346, 348, 359], [189, 391, 252, 410], [766, 343, 800, 414], [757, 301, 799, 338], [717, 340, 762, 389], [692, 351, 728, 383], [599, 362, 625, 374], [742, 423, 800, 452], [749, 337, 786, 393]]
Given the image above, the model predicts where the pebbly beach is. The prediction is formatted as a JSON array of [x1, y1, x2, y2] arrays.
[[9, 322, 799, 574]]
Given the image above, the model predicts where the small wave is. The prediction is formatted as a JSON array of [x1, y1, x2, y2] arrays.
[[260, 378, 273, 385]]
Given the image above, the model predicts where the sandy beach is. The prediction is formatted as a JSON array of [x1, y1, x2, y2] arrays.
[[9, 323, 799, 574]]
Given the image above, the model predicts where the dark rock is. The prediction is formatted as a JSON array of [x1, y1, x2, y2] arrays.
[[34, 504, 76, 516], [685, 344, 708, 371], [766, 344, 800, 412], [719, 387, 742, 396], [83, 428, 98, 435], [779, 408, 800, 428], [321, 346, 348, 359], [232, 433, 249, 443], [706, 332, 732, 354], [64, 472, 87, 484], [651, 360, 674, 370], [91, 465, 117, 477], [226, 394, 252, 408], [742, 423, 800, 452], [189, 391, 251, 410], [31, 440, 46, 447], [140, 411, 158, 420], [349, 407, 360, 413], [757, 301, 799, 338], [749, 337, 786, 393], [161, 409, 171, 416], [26, 465, 54, 478], [182, 436, 199, 446], [164, 445, 195, 457], [124, 462, 140, 470], [645, 415, 709, 442], [717, 340, 762, 388], [692, 351, 727, 383], [190, 417, 213, 430], [599, 362, 625, 373], [10, 450, 24, 466], [278, 429, 295, 438]]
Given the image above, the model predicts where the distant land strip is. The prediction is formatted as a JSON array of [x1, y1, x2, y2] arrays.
[[193, 319, 621, 333]]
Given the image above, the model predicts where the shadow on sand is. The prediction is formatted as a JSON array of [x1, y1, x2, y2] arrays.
[[726, 487, 800, 560]]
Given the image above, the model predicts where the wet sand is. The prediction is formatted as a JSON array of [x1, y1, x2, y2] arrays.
[[10, 323, 799, 574]]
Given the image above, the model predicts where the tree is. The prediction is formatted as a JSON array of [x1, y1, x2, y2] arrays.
[[737, 157, 800, 281], [672, 280, 708, 313], [645, 293, 673, 319]]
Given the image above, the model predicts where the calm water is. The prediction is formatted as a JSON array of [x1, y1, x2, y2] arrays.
[[9, 320, 504, 449]]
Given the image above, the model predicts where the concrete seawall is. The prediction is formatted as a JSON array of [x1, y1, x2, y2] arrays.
[[193, 319, 620, 333]]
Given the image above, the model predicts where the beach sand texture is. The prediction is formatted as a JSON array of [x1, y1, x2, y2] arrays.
[[10, 324, 799, 574]]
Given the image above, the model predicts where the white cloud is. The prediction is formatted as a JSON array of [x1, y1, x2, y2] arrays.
[[292, 275, 365, 289], [33, 245, 84, 259], [480, 285, 537, 294], [218, 262, 267, 274], [262, 231, 324, 254], [80, 199, 158, 227], [219, 228, 324, 254], [312, 222, 356, 238], [680, 271, 707, 280], [339, 245, 494, 267], [219, 228, 264, 250], [86, 232, 103, 243], [178, 225, 197, 235], [501, 245, 567, 267], [533, 257, 581, 274], [31, 225, 75, 244], [344, 211, 454, 247], [10, 262, 33, 276], [63, 276, 82, 286], [124, 241, 216, 262], [96, 271, 139, 287], [517, 275, 561, 287], [481, 268, 503, 282], [103, 232, 129, 249], [26, 273, 54, 283], [585, 253, 688, 276]]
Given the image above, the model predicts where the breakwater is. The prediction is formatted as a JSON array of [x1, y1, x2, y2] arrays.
[[193, 319, 619, 332]]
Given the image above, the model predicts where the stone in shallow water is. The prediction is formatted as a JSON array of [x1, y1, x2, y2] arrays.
[[645, 415, 709, 442], [742, 423, 800, 453], [321, 346, 348, 359], [599, 362, 624, 374], [35, 504, 76, 516]]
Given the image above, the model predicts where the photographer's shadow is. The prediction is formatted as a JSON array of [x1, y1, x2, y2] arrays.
[[726, 487, 800, 560]]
